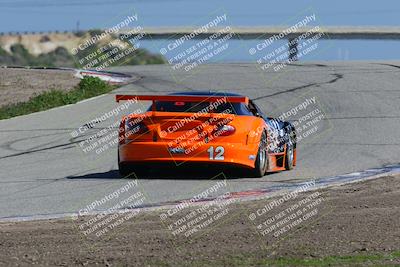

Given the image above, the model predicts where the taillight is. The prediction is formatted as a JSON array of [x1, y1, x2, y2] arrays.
[[125, 119, 149, 138], [217, 125, 236, 136]]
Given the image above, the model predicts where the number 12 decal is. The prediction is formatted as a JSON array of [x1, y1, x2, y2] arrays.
[[207, 146, 225, 160]]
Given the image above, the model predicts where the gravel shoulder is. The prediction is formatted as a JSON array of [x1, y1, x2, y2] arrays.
[[0, 174, 399, 266], [0, 68, 80, 107]]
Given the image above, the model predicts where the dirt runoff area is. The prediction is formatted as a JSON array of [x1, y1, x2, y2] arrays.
[[0, 67, 80, 107], [0, 174, 399, 267]]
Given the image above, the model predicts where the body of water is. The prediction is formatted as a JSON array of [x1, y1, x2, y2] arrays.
[[1, 0, 399, 61]]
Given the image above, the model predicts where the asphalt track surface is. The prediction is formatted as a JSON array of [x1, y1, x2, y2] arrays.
[[0, 62, 399, 220]]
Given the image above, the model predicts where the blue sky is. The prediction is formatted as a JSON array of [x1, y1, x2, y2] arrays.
[[1, 0, 399, 61], [0, 0, 399, 32]]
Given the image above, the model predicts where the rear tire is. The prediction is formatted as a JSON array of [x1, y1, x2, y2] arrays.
[[248, 131, 268, 177], [119, 162, 148, 178], [285, 136, 294, 170], [118, 162, 133, 178], [118, 152, 146, 178]]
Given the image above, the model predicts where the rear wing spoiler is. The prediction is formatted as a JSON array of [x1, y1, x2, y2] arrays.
[[115, 94, 249, 104]]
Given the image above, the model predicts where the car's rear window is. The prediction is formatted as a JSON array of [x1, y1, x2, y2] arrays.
[[149, 101, 252, 115]]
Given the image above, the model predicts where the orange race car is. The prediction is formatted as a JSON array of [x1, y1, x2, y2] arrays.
[[116, 92, 296, 177]]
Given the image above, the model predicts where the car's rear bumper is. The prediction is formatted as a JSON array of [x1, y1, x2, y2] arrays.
[[118, 141, 258, 169]]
